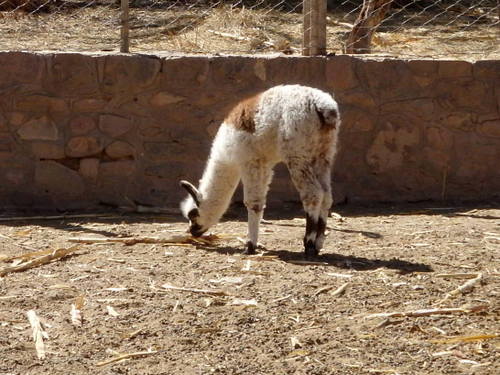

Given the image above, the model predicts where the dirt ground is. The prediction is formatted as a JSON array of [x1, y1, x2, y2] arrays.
[[0, 203, 498, 374]]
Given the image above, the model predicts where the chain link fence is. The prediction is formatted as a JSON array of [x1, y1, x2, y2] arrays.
[[0, 1, 498, 58]]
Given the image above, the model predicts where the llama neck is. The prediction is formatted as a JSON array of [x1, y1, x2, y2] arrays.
[[198, 157, 240, 228]]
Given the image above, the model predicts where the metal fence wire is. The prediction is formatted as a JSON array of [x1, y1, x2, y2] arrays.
[[0, 1, 498, 59]]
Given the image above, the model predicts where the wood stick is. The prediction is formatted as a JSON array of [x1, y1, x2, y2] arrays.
[[96, 350, 157, 367], [69, 235, 220, 246], [439, 273, 483, 303], [0, 246, 80, 277]]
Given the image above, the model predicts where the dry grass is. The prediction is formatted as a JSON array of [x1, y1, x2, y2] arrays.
[[0, 4, 498, 59]]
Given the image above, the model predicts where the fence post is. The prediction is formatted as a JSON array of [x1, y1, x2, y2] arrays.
[[120, 0, 130, 53], [303, 0, 326, 56]]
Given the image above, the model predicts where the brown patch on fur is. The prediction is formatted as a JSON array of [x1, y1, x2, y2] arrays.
[[225, 93, 262, 133]]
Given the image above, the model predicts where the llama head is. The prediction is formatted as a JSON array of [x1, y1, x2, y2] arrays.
[[179, 180, 209, 237]]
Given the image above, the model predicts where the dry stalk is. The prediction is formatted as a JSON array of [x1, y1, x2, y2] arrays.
[[439, 273, 483, 303], [162, 283, 231, 296], [430, 334, 499, 344], [26, 310, 46, 360], [69, 234, 222, 246], [0, 246, 80, 277], [364, 304, 489, 319], [96, 350, 157, 367], [331, 282, 349, 297]]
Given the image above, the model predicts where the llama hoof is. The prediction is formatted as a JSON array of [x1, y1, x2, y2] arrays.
[[243, 241, 257, 255], [304, 241, 319, 259]]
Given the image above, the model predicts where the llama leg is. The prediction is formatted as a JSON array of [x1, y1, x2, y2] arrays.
[[315, 164, 333, 251], [241, 162, 274, 255], [287, 161, 324, 258]]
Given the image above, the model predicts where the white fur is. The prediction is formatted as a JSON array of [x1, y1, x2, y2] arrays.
[[181, 84, 341, 256]]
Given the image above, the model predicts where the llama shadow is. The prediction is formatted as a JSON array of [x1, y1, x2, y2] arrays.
[[195, 244, 432, 274]]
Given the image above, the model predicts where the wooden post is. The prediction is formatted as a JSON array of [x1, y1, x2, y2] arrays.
[[120, 0, 130, 53], [303, 0, 327, 56]]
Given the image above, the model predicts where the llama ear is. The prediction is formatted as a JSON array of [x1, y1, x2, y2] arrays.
[[180, 180, 202, 206]]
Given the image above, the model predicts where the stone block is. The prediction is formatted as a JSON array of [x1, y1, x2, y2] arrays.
[[138, 119, 163, 138], [31, 142, 65, 159], [17, 116, 59, 141], [341, 108, 375, 132], [79, 158, 100, 181], [326, 55, 359, 91], [425, 126, 453, 151], [73, 98, 108, 112], [16, 95, 69, 113], [438, 61, 472, 78], [473, 60, 500, 81], [366, 121, 420, 174], [35, 160, 85, 198], [100, 160, 136, 177], [47, 53, 99, 96], [105, 141, 135, 159], [66, 136, 103, 158], [101, 55, 161, 95], [99, 114, 133, 137], [477, 119, 500, 138], [70, 116, 96, 135], [0, 52, 43, 86]]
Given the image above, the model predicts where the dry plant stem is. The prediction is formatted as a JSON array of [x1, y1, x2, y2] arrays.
[[26, 310, 46, 360], [331, 282, 349, 297], [69, 235, 219, 246], [430, 334, 499, 344], [162, 283, 231, 296], [0, 246, 80, 277], [439, 273, 483, 303], [96, 350, 158, 367], [364, 304, 489, 319]]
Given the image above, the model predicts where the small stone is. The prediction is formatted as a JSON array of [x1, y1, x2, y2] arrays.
[[66, 136, 102, 158], [70, 116, 96, 135], [105, 141, 135, 159], [99, 115, 133, 137], [17, 116, 59, 141], [79, 158, 100, 181], [150, 92, 185, 107]]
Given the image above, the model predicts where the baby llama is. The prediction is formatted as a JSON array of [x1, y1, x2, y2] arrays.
[[180, 84, 341, 258]]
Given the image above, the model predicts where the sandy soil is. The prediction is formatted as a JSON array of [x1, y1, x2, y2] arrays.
[[0, 203, 498, 374]]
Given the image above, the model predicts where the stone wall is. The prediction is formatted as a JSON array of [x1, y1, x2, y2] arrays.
[[0, 52, 499, 211]]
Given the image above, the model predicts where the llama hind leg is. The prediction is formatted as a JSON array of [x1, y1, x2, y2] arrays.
[[314, 165, 333, 251], [241, 162, 274, 255], [287, 162, 325, 258]]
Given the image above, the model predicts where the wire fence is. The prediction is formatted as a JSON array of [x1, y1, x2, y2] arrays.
[[0, 1, 498, 59]]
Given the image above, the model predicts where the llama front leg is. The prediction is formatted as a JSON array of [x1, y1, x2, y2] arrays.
[[241, 163, 274, 255]]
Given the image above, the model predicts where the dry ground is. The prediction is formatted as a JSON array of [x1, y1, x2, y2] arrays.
[[0, 4, 498, 59], [0, 203, 499, 374]]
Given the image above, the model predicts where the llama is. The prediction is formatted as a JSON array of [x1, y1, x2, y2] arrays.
[[180, 84, 341, 258]]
